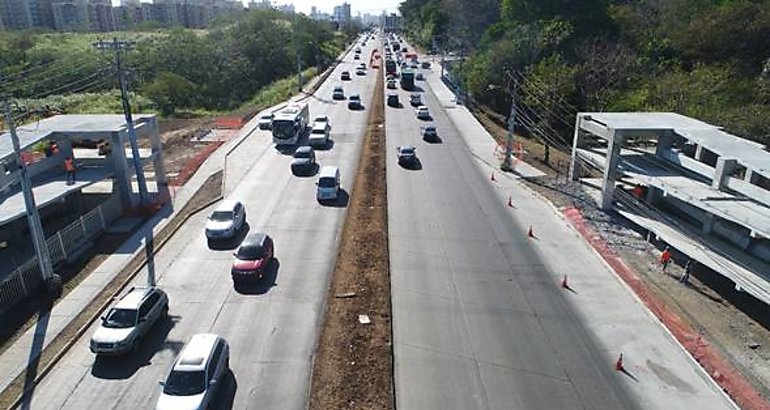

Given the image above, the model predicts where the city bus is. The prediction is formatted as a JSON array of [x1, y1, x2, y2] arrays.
[[272, 102, 309, 146]]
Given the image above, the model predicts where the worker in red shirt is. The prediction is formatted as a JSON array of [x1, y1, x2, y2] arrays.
[[660, 246, 672, 272], [64, 156, 76, 184]]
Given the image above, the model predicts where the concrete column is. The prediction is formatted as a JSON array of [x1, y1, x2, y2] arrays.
[[712, 157, 736, 190], [655, 131, 674, 157], [109, 131, 134, 210], [148, 117, 169, 202], [694, 144, 705, 161], [569, 116, 583, 181], [745, 169, 759, 185], [600, 129, 621, 210]]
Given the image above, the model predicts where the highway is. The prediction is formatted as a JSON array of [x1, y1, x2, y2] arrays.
[[22, 36, 377, 410]]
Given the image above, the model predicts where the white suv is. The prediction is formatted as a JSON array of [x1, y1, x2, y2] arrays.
[[90, 286, 168, 355], [157, 334, 230, 410]]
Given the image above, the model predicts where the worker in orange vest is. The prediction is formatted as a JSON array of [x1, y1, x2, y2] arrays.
[[64, 156, 76, 184], [660, 246, 672, 272]]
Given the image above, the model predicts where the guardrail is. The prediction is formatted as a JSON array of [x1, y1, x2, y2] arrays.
[[0, 194, 122, 312]]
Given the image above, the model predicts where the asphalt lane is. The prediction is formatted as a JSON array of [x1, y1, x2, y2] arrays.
[[25, 35, 378, 410], [385, 55, 639, 408]]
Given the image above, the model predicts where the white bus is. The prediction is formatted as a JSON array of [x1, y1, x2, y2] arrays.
[[271, 102, 309, 146]]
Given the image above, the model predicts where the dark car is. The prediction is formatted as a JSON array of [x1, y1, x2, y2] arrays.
[[231, 233, 274, 283], [396, 145, 418, 167], [387, 93, 400, 107], [348, 94, 362, 110], [422, 125, 439, 142], [341, 71, 351, 81], [291, 146, 316, 174], [421, 61, 431, 69]]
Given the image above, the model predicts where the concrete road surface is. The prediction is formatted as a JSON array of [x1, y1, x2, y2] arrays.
[[22, 35, 376, 410], [385, 39, 736, 409]]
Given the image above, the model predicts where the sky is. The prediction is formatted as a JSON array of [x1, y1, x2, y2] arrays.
[[277, 0, 402, 15]]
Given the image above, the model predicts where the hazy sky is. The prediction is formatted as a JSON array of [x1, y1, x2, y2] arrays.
[[280, 0, 403, 15]]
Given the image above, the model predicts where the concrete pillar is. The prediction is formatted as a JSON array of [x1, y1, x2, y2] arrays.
[[148, 117, 169, 202], [600, 129, 621, 210], [109, 131, 134, 210], [655, 131, 674, 157], [712, 157, 736, 190], [745, 169, 759, 185], [694, 144, 705, 161], [569, 116, 583, 181]]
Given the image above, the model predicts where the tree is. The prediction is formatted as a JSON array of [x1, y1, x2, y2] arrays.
[[141, 72, 197, 115]]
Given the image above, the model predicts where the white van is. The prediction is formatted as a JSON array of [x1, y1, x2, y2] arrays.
[[316, 166, 340, 202], [156, 333, 230, 410]]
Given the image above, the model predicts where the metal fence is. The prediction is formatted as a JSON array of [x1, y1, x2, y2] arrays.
[[0, 194, 123, 312]]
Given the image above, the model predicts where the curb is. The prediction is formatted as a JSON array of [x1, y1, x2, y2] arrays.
[[7, 172, 224, 410], [563, 207, 767, 410]]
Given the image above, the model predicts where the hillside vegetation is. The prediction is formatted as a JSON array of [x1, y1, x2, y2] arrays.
[[0, 10, 350, 122], [401, 0, 770, 146]]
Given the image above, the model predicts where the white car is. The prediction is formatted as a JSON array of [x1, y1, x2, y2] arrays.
[[157, 334, 230, 410], [205, 200, 245, 241], [416, 105, 430, 120], [90, 286, 168, 355], [257, 113, 273, 130], [309, 120, 331, 147]]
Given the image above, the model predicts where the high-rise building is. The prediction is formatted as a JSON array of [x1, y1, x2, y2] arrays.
[[51, 0, 88, 30], [248, 0, 269, 10], [332, 2, 350, 25], [87, 0, 114, 31], [0, 0, 55, 29]]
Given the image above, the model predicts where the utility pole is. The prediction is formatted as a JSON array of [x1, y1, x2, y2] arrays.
[[94, 37, 148, 207], [502, 71, 516, 172], [3, 100, 61, 295]]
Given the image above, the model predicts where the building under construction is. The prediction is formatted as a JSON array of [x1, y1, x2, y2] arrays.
[[569, 112, 770, 305]]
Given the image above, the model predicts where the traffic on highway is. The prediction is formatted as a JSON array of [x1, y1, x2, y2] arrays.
[[8, 29, 740, 410]]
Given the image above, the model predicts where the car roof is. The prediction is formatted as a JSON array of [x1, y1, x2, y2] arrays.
[[418, 105, 428, 110], [425, 124, 436, 130], [174, 333, 220, 372], [311, 122, 327, 131], [314, 115, 329, 121], [295, 146, 313, 154], [114, 286, 153, 310], [215, 200, 239, 212], [350, 94, 360, 98], [319, 165, 339, 178], [242, 232, 267, 248]]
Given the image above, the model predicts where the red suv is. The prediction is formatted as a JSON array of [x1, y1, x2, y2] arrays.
[[231, 233, 274, 283]]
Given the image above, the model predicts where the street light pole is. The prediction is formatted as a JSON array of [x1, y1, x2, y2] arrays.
[[3, 100, 61, 294], [94, 38, 149, 208], [502, 71, 516, 172]]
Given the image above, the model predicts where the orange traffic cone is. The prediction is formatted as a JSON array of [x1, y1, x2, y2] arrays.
[[615, 353, 624, 371], [527, 226, 534, 238], [561, 275, 568, 289], [490, 172, 496, 182], [507, 196, 514, 208]]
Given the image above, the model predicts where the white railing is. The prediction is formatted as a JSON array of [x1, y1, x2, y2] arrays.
[[0, 194, 123, 312]]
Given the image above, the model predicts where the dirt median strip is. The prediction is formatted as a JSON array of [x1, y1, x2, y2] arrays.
[[0, 171, 223, 410], [309, 69, 394, 409]]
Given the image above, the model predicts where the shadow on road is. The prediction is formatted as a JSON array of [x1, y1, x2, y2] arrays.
[[210, 370, 238, 410], [318, 189, 349, 208], [91, 315, 183, 380], [19, 299, 53, 410], [234, 259, 280, 295]]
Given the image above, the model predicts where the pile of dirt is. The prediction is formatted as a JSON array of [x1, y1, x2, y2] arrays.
[[309, 73, 393, 409]]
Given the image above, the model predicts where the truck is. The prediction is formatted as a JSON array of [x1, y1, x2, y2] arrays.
[[400, 68, 415, 91], [272, 102, 309, 146]]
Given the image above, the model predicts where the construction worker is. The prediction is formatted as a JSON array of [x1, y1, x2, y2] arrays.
[[64, 156, 75, 184], [660, 246, 672, 272]]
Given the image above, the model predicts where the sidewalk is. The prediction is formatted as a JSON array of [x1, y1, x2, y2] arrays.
[[423, 69, 739, 409]]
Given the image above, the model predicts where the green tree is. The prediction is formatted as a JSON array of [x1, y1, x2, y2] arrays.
[[141, 72, 197, 115]]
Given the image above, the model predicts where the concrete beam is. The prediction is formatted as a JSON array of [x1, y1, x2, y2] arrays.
[[569, 116, 584, 181], [712, 157, 737, 190]]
